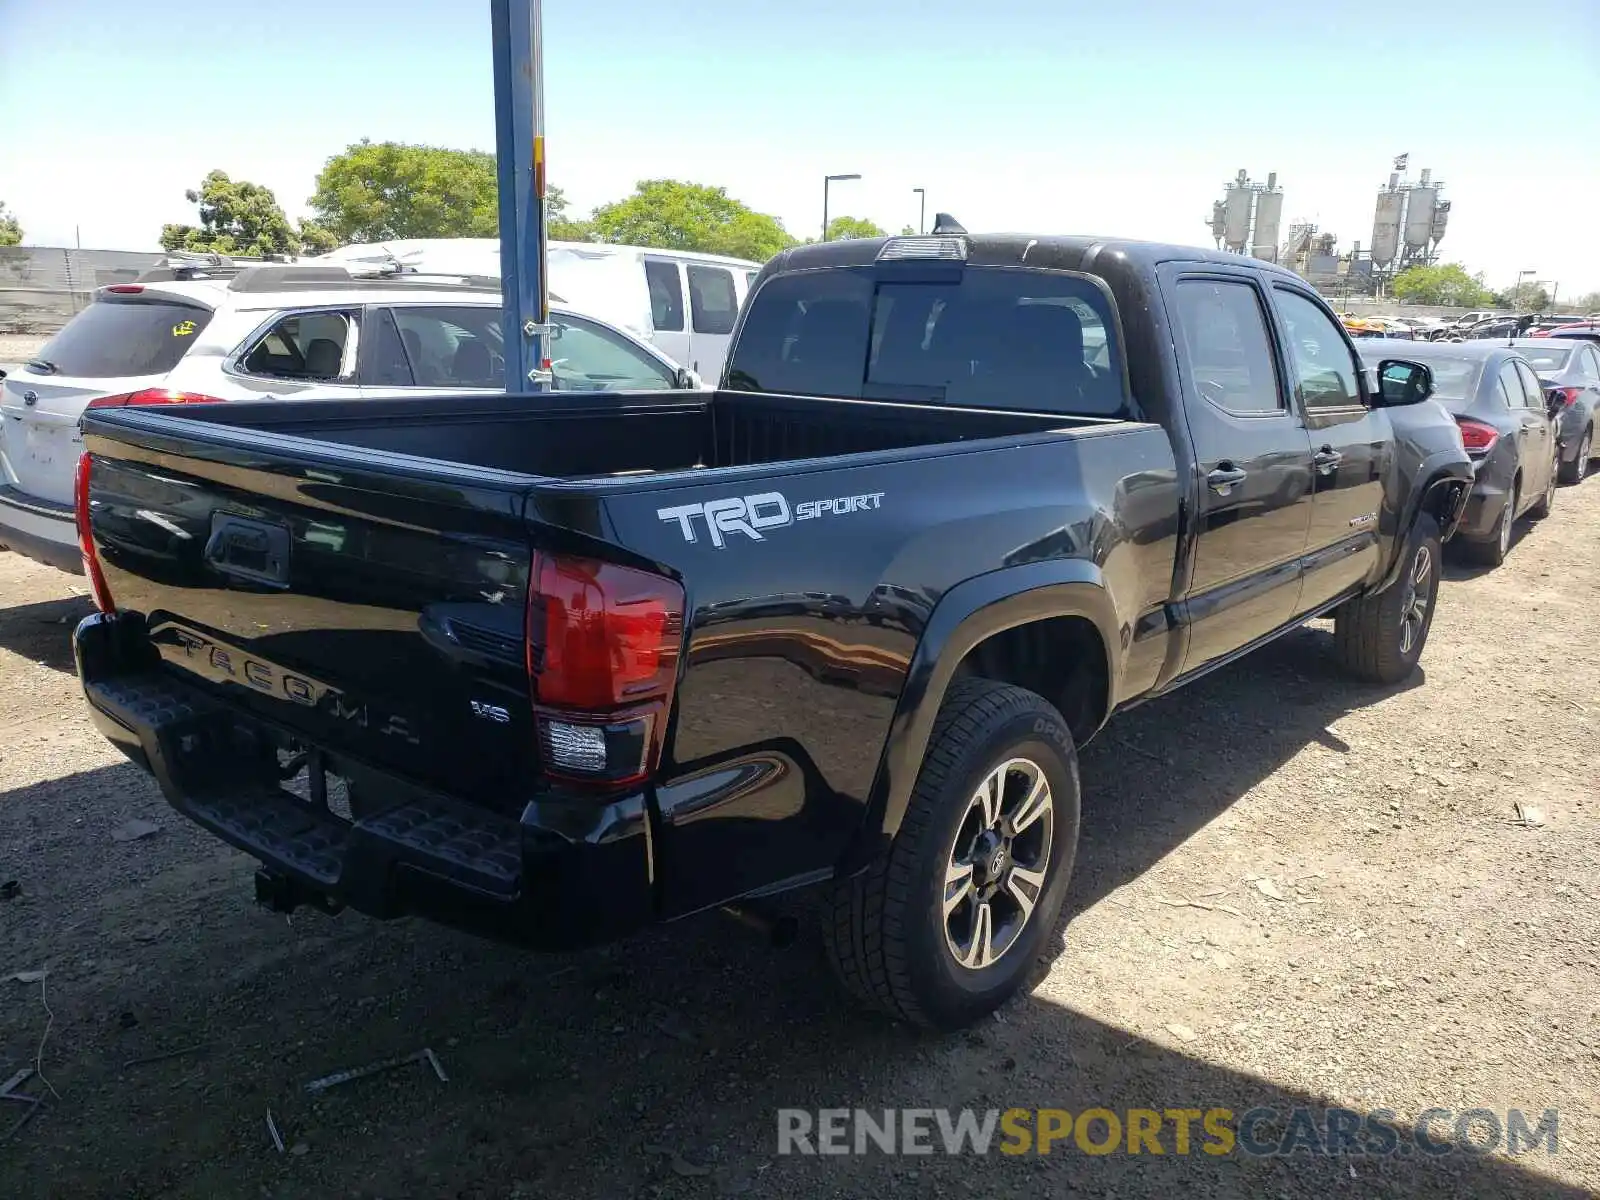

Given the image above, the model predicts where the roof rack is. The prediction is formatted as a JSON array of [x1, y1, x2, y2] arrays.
[[135, 250, 296, 283]]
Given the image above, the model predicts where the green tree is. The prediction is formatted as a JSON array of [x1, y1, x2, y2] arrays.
[[309, 141, 499, 242], [1390, 262, 1492, 308], [899, 224, 917, 236], [159, 171, 300, 256], [547, 185, 595, 242], [590, 180, 796, 261], [825, 216, 887, 241], [297, 218, 339, 254], [0, 201, 21, 247]]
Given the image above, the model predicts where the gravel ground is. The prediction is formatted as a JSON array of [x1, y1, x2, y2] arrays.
[[0, 472, 1596, 1199]]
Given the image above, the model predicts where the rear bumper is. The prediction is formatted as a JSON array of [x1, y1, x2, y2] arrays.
[[73, 611, 655, 951], [0, 488, 81, 573]]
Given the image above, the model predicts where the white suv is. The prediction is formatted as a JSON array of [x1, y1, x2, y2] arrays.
[[0, 261, 699, 573]]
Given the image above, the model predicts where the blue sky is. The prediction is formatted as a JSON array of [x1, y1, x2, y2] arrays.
[[2, 0, 1597, 295]]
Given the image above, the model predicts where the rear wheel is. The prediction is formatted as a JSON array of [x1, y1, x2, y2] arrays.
[[1558, 428, 1592, 485], [1333, 515, 1442, 684], [824, 678, 1080, 1030], [1463, 486, 1515, 567]]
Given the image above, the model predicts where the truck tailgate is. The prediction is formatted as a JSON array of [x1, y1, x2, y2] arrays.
[[80, 412, 540, 804]]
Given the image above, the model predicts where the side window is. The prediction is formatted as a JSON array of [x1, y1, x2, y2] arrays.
[[238, 310, 358, 382], [363, 308, 414, 387], [549, 314, 676, 391], [644, 260, 685, 333], [1514, 360, 1546, 409], [1272, 289, 1363, 408], [387, 306, 504, 388], [1497, 362, 1528, 408], [687, 265, 738, 335], [1580, 348, 1600, 384], [1173, 279, 1283, 415]]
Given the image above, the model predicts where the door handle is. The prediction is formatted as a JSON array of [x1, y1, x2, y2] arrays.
[[1207, 465, 1248, 495], [1313, 447, 1343, 473]]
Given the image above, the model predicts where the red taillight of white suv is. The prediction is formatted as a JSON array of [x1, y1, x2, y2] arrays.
[[85, 389, 226, 410]]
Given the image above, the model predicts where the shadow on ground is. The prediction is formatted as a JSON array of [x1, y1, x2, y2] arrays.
[[0, 594, 92, 672], [0, 626, 1579, 1198]]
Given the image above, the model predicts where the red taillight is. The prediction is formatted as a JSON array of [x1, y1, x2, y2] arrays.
[[1455, 417, 1500, 454], [1531, 329, 1550, 338], [526, 554, 684, 785], [1549, 386, 1580, 409], [74, 452, 115, 613], [85, 389, 226, 410]]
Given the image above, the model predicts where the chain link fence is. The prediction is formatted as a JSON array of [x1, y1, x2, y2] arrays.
[[0, 246, 165, 334]]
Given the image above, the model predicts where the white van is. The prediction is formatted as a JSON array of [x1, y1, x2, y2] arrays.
[[547, 243, 760, 382], [313, 239, 763, 383]]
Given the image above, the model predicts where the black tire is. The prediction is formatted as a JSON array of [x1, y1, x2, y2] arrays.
[[1558, 428, 1591, 485], [824, 678, 1081, 1030], [1333, 514, 1442, 684], [1461, 486, 1515, 567]]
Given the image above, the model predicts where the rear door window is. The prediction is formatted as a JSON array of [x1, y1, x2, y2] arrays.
[[726, 266, 1126, 415], [238, 309, 358, 381], [687, 265, 738, 335], [32, 296, 212, 378], [384, 306, 504, 388], [644, 260, 685, 332]]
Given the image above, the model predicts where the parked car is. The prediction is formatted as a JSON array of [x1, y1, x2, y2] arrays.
[[1510, 337, 1600, 483], [1355, 339, 1558, 565], [546, 242, 762, 382], [0, 262, 698, 573], [1464, 315, 1538, 341], [72, 229, 1471, 1030], [312, 238, 764, 382], [1535, 322, 1600, 345]]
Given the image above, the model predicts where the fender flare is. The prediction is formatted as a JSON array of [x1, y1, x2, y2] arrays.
[[839, 559, 1121, 875], [1375, 457, 1474, 593]]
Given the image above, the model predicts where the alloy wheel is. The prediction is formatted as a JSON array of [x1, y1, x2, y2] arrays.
[[1399, 542, 1433, 656], [943, 757, 1054, 971]]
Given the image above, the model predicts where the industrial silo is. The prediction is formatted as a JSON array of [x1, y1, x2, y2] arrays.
[[1404, 187, 1436, 256], [1371, 187, 1404, 268], [1252, 180, 1283, 262], [1430, 199, 1451, 248], [1209, 200, 1226, 245], [1223, 175, 1253, 253]]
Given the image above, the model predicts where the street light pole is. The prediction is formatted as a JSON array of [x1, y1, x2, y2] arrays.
[[822, 173, 861, 241], [913, 187, 926, 234]]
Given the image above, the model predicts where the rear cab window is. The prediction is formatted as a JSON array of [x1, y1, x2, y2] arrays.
[[726, 266, 1128, 416], [31, 294, 213, 378]]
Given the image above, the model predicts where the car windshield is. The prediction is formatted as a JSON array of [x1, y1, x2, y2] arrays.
[[1516, 346, 1572, 374], [1360, 349, 1482, 407]]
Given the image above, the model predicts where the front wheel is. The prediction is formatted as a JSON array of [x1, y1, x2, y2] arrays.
[[824, 678, 1080, 1030], [1332, 515, 1442, 684]]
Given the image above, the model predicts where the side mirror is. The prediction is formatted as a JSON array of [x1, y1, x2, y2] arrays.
[[1546, 391, 1566, 418], [674, 366, 703, 390], [1375, 359, 1434, 407]]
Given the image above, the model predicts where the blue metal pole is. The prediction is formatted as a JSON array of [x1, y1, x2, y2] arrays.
[[490, 0, 548, 393]]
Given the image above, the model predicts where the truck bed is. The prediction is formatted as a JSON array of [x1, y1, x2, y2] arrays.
[[154, 389, 1097, 480]]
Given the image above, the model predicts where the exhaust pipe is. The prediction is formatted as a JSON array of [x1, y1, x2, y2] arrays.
[[720, 901, 800, 948]]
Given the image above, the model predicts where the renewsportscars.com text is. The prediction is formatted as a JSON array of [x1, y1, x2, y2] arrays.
[[776, 1107, 1559, 1158]]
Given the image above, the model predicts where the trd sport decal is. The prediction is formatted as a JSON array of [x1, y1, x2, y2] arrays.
[[656, 489, 885, 548]]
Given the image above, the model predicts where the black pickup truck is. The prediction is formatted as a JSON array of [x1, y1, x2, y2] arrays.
[[72, 229, 1472, 1030]]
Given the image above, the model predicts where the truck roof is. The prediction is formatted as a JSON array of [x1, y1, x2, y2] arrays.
[[765, 231, 1309, 284]]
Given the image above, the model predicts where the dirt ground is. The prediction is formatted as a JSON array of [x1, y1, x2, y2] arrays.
[[1, 473, 1596, 1199]]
